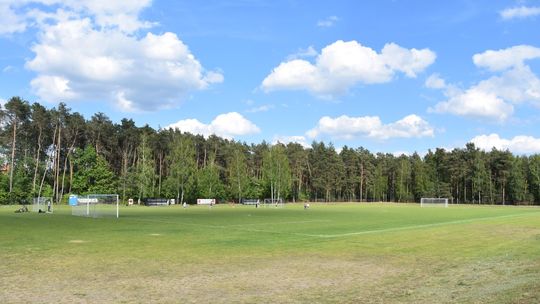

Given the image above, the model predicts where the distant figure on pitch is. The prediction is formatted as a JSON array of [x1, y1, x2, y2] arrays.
[[47, 200, 52, 212], [15, 205, 29, 213], [183, 202, 187, 208], [304, 203, 310, 210]]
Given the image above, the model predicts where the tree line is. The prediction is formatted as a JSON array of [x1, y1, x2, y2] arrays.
[[1, 96, 540, 205]]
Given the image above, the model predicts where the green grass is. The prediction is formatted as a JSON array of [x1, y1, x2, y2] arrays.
[[1, 203, 540, 303]]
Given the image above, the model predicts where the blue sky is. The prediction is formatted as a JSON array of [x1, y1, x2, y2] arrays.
[[1, 0, 539, 155]]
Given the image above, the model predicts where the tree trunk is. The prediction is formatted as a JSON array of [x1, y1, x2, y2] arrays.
[[9, 120, 17, 193], [158, 152, 163, 197], [60, 137, 77, 203], [360, 163, 364, 202], [54, 124, 62, 203], [68, 155, 74, 194], [502, 181, 505, 205], [38, 124, 57, 201], [32, 127, 43, 193]]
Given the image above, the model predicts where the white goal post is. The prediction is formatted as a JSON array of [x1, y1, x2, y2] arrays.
[[263, 198, 284, 208], [197, 199, 216, 205], [32, 197, 52, 213], [71, 194, 119, 218], [420, 197, 448, 207]]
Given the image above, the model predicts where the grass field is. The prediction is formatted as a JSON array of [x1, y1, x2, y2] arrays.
[[1, 203, 540, 303]]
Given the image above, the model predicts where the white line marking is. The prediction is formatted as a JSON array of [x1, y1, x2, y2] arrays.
[[302, 212, 540, 238], [223, 220, 331, 227]]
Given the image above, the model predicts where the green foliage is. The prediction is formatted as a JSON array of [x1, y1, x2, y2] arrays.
[[227, 143, 250, 202], [197, 155, 225, 200], [71, 146, 117, 194], [136, 133, 155, 199], [166, 133, 196, 203], [1, 96, 540, 205], [262, 144, 291, 201]]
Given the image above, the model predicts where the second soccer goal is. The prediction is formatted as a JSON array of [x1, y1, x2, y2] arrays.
[[420, 197, 449, 207]]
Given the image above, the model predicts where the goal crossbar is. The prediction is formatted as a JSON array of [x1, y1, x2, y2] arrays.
[[420, 197, 448, 207], [72, 194, 119, 218]]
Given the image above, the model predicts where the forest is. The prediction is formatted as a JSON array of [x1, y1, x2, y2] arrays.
[[1, 96, 540, 205]]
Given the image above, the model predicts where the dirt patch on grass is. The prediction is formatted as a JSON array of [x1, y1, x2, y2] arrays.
[[0, 255, 402, 303], [68, 240, 86, 243], [2, 252, 540, 303]]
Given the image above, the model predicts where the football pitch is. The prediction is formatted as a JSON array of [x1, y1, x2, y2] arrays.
[[1, 203, 540, 303]]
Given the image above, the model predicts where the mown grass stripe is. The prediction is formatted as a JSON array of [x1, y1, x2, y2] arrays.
[[303, 212, 540, 238]]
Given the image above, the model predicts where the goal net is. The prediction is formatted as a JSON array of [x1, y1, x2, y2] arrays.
[[420, 197, 448, 207], [241, 199, 260, 205], [32, 197, 52, 213], [71, 194, 119, 218], [197, 199, 216, 205], [263, 198, 284, 208]]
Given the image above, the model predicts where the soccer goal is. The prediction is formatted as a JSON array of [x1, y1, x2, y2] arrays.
[[32, 197, 52, 213], [263, 198, 284, 208], [420, 197, 449, 207], [241, 199, 260, 205], [197, 199, 216, 205], [71, 194, 119, 218]]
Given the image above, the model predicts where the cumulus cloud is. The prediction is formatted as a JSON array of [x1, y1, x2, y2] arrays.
[[430, 87, 513, 122], [0, 2, 27, 34], [500, 6, 540, 20], [166, 112, 260, 139], [317, 16, 339, 27], [1, 0, 153, 35], [429, 45, 540, 121], [3, 1, 222, 111], [262, 40, 436, 98], [470, 134, 540, 154], [307, 114, 434, 140], [472, 45, 540, 71], [425, 73, 447, 89], [272, 135, 311, 148]]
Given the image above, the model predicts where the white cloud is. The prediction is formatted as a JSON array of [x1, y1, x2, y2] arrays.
[[2, 1, 222, 111], [166, 112, 260, 139], [1, 0, 153, 35], [307, 114, 434, 140], [471, 134, 540, 154], [380, 43, 437, 78], [475, 65, 540, 106], [472, 45, 540, 71], [246, 104, 274, 113], [272, 135, 311, 148], [500, 6, 540, 20], [425, 73, 447, 89], [262, 40, 435, 98], [429, 45, 540, 121], [430, 85, 513, 122], [0, 2, 28, 35], [317, 16, 339, 27], [286, 46, 318, 60]]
